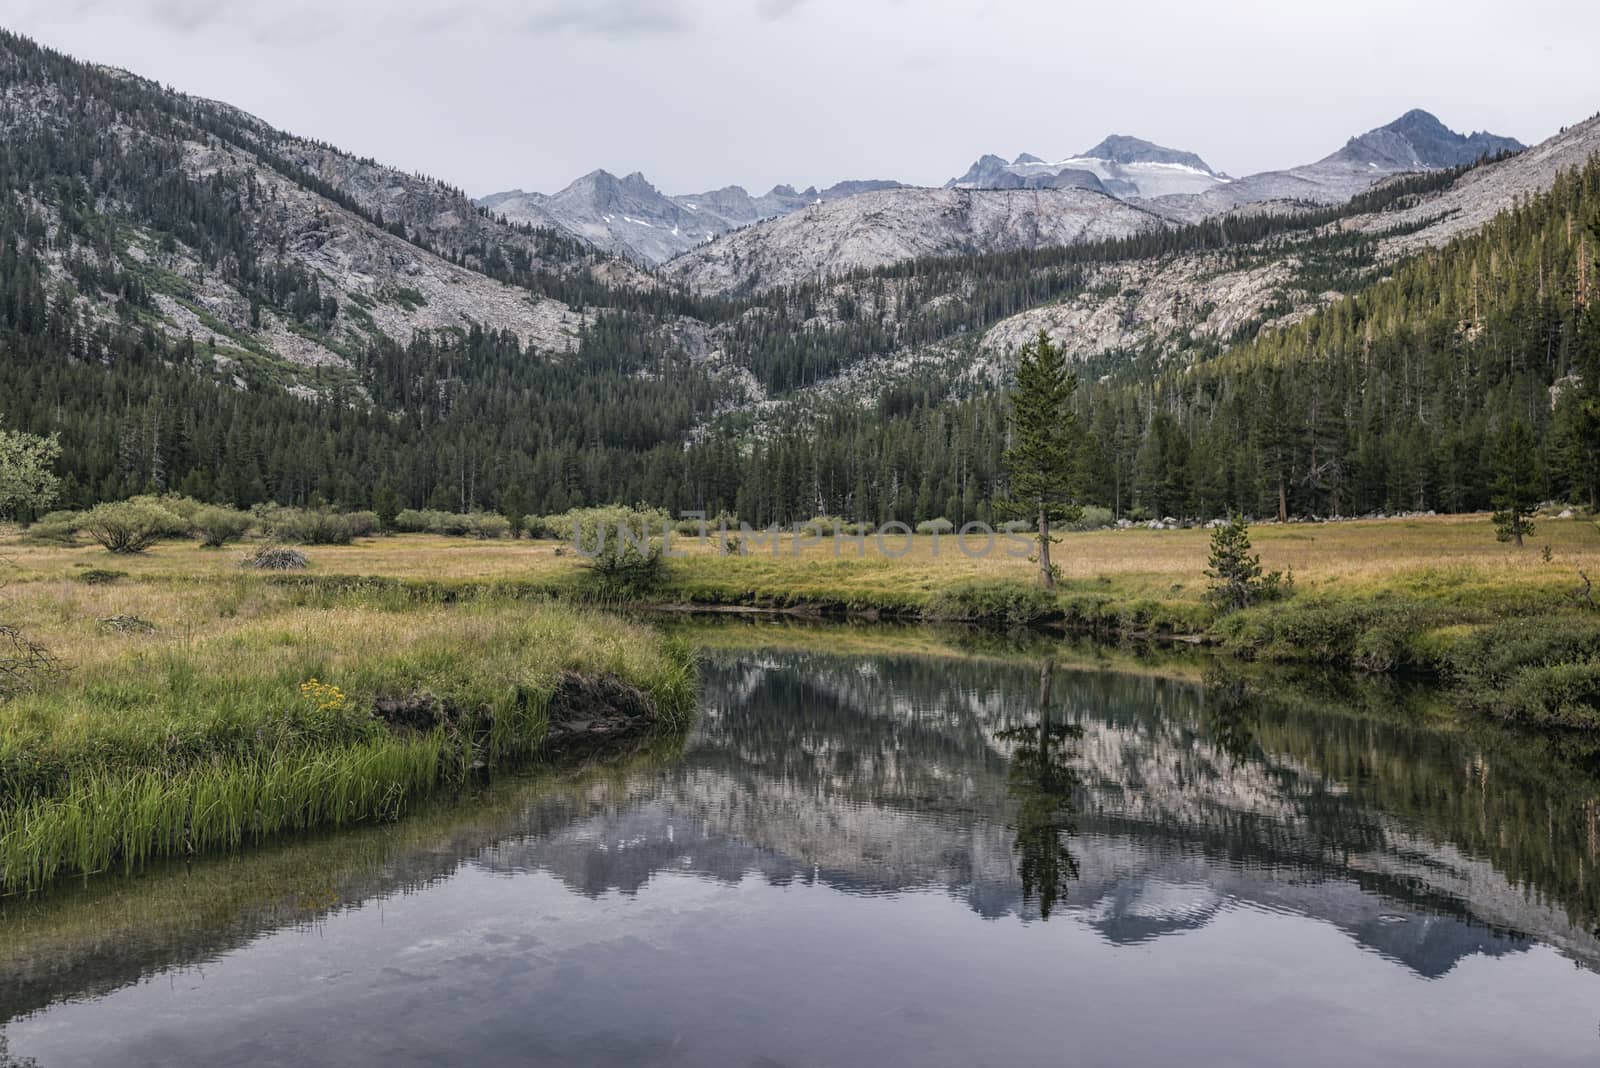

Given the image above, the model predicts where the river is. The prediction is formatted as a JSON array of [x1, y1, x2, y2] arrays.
[[3, 630, 1599, 1066]]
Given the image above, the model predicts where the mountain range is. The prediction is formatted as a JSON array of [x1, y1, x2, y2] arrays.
[[478, 171, 905, 265], [478, 109, 1526, 268]]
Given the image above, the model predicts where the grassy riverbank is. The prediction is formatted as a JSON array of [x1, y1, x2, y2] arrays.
[[0, 573, 694, 893], [5, 510, 1600, 734]]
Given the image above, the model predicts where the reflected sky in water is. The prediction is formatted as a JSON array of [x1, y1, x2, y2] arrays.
[[4, 645, 1600, 1067]]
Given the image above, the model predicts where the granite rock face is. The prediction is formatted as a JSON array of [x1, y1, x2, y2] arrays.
[[663, 187, 1165, 295]]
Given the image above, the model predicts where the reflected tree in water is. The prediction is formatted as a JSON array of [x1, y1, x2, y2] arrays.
[[998, 660, 1083, 919], [1201, 665, 1260, 766]]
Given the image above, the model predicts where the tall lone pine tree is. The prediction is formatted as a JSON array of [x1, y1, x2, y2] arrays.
[[1005, 331, 1083, 589]]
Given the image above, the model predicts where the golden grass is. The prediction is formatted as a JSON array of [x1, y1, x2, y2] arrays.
[[8, 512, 1599, 628]]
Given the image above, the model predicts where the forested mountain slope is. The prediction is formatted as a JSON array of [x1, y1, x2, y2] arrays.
[[0, 29, 648, 398], [0, 27, 1594, 527], [716, 157, 1600, 526]]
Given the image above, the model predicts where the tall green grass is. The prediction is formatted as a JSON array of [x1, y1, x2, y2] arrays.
[[0, 738, 443, 891], [0, 596, 697, 894]]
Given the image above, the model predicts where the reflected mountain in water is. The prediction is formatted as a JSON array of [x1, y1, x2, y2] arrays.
[[5, 645, 1600, 1028], [478, 651, 1598, 979]]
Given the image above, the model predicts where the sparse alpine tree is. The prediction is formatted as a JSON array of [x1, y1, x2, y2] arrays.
[[1491, 418, 1540, 547], [1004, 331, 1082, 589]]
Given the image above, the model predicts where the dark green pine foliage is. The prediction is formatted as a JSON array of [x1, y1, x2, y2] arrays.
[[1205, 515, 1266, 610], [1491, 419, 1541, 546], [1004, 331, 1083, 588], [373, 485, 400, 534]]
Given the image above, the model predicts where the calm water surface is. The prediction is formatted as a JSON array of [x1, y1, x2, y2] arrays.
[[4, 635, 1600, 1066]]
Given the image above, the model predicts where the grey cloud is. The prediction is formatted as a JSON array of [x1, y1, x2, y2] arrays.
[[147, 0, 229, 32], [519, 0, 693, 37], [758, 0, 807, 17]]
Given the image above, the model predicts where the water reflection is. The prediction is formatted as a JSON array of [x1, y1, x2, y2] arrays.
[[4, 640, 1600, 1066], [999, 660, 1082, 919]]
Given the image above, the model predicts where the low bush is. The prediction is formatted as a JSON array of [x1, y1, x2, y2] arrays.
[[569, 506, 667, 596], [76, 568, 127, 585], [258, 506, 367, 546], [192, 505, 252, 548], [391, 509, 503, 538], [21, 510, 82, 545], [1489, 660, 1600, 728], [466, 513, 510, 540], [1063, 506, 1114, 532], [915, 517, 955, 536], [523, 514, 559, 540], [393, 508, 438, 534], [80, 499, 185, 554], [344, 511, 381, 538]]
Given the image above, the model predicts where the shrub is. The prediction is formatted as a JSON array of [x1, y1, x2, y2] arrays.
[[546, 506, 670, 545], [926, 581, 1060, 625], [257, 506, 365, 546], [1492, 660, 1600, 727], [998, 519, 1032, 534], [570, 506, 666, 595], [344, 511, 381, 538], [21, 510, 82, 546], [435, 512, 475, 537], [192, 505, 252, 548], [80, 499, 185, 554], [466, 513, 510, 540], [152, 494, 205, 525], [393, 508, 436, 534], [76, 568, 127, 585], [915, 517, 955, 536], [1063, 506, 1114, 532]]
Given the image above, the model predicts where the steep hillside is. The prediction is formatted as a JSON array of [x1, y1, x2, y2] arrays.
[[972, 112, 1600, 376], [0, 30, 661, 401], [1366, 111, 1600, 250], [662, 187, 1166, 295]]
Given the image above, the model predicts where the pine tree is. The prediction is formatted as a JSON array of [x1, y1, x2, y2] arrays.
[[1004, 331, 1082, 589], [502, 485, 527, 540], [373, 484, 400, 535], [1205, 514, 1264, 610], [1491, 418, 1540, 547]]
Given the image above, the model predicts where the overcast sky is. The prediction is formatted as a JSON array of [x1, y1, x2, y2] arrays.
[[8, 0, 1596, 198]]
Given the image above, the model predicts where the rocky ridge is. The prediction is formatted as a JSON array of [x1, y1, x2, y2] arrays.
[[661, 186, 1167, 295]]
